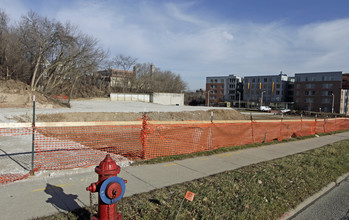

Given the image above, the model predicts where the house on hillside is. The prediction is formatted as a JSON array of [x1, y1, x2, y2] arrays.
[[97, 67, 136, 88]]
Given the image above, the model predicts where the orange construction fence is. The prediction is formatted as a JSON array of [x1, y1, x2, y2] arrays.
[[1, 117, 349, 184]]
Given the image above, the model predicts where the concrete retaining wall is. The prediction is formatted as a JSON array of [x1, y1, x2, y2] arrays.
[[151, 93, 184, 106], [110, 93, 150, 102], [110, 92, 184, 106]]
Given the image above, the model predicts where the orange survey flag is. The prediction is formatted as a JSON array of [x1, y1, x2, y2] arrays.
[[184, 191, 195, 202]]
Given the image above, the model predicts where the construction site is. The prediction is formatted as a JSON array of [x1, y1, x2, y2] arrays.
[[1, 80, 349, 219]]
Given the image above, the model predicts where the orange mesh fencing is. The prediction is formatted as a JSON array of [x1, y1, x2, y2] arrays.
[[1, 118, 349, 184], [0, 126, 33, 184], [35, 125, 142, 170]]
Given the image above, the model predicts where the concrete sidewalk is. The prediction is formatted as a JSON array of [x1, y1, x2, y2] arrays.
[[1, 132, 349, 220]]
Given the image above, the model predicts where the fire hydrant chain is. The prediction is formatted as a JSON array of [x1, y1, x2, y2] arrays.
[[90, 191, 93, 213]]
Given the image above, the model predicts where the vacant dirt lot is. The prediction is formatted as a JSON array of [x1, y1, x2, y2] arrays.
[[0, 79, 306, 122]]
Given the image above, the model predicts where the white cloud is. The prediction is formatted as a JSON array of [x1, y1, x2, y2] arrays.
[[0, 0, 28, 22], [1, 0, 349, 90], [165, 2, 205, 26]]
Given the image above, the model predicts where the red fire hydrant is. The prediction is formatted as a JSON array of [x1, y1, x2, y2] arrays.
[[86, 154, 127, 220]]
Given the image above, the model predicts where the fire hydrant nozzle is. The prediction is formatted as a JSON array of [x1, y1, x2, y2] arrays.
[[86, 183, 97, 193], [86, 154, 126, 220]]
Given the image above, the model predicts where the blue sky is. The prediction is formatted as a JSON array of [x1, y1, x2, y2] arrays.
[[1, 0, 349, 90]]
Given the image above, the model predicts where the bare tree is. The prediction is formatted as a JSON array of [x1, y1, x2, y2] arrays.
[[132, 63, 187, 93], [0, 9, 9, 79], [14, 11, 107, 98]]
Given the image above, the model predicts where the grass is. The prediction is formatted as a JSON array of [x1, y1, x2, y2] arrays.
[[36, 134, 349, 220]]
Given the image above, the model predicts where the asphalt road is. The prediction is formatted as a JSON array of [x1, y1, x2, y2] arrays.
[[291, 177, 349, 220]]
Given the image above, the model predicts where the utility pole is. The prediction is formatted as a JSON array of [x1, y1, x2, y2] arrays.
[[332, 93, 335, 113]]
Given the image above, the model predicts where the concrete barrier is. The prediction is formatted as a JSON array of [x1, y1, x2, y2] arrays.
[[110, 93, 150, 102]]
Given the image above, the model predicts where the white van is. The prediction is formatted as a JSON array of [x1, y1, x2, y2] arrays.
[[259, 106, 271, 111]]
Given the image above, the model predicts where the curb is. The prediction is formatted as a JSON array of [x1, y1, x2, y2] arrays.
[[280, 172, 349, 220]]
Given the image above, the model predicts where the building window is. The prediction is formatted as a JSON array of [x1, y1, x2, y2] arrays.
[[210, 79, 213, 83], [321, 98, 331, 104], [215, 79, 217, 83], [321, 91, 331, 96], [295, 91, 300, 96], [221, 85, 224, 89], [211, 85, 217, 89], [305, 98, 314, 103], [296, 84, 300, 89], [276, 91, 280, 95], [322, 83, 333, 89], [264, 78, 267, 82], [276, 84, 280, 89], [305, 84, 315, 89], [210, 96, 216, 100], [252, 79, 255, 82], [322, 76, 332, 81], [305, 91, 315, 96], [220, 79, 224, 83]]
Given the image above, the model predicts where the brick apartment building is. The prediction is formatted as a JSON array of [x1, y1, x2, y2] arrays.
[[206, 72, 349, 113], [205, 76, 226, 106], [205, 75, 243, 106], [294, 72, 342, 113]]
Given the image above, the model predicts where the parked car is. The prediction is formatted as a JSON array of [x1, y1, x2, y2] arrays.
[[280, 108, 291, 113], [259, 106, 271, 111]]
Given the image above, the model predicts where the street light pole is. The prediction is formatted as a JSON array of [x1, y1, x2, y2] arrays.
[[332, 93, 335, 113], [237, 91, 241, 108], [207, 90, 213, 107], [261, 91, 265, 106]]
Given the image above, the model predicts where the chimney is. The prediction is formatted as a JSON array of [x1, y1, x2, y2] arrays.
[[150, 64, 155, 75]]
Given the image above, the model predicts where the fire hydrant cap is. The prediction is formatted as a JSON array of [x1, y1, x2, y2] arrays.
[[95, 154, 120, 175]]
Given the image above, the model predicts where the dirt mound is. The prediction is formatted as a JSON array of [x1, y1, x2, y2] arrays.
[[0, 80, 64, 108]]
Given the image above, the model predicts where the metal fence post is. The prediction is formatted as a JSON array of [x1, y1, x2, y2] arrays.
[[141, 111, 147, 159], [30, 95, 36, 175], [250, 112, 255, 143]]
